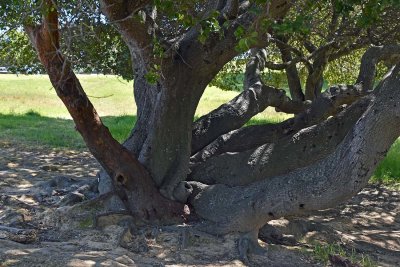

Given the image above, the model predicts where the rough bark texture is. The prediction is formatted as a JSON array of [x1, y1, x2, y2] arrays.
[[24, 1, 400, 243], [189, 66, 400, 234], [192, 48, 306, 154], [101, 0, 294, 200], [26, 0, 183, 220], [100, 0, 210, 200], [276, 37, 305, 102], [304, 47, 332, 101], [189, 96, 370, 186], [190, 84, 367, 163], [356, 45, 400, 91]]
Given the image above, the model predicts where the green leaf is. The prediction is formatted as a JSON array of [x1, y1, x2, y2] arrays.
[[144, 71, 159, 85]]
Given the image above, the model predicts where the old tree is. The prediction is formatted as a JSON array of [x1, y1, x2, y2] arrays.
[[2, 0, 400, 258]]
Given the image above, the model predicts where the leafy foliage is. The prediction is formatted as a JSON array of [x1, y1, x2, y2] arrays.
[[0, 0, 132, 78], [1, 0, 400, 85], [0, 29, 44, 74]]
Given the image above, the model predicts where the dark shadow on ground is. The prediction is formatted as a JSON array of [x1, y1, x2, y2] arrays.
[[0, 141, 319, 267], [0, 112, 137, 150], [0, 141, 399, 266]]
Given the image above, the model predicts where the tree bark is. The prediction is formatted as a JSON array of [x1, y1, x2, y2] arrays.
[[192, 49, 306, 154], [98, 0, 295, 201], [189, 66, 400, 234], [25, 0, 183, 220], [190, 84, 366, 163], [99, 0, 294, 201], [189, 96, 370, 186], [356, 45, 400, 91], [276, 37, 305, 102], [304, 50, 330, 101]]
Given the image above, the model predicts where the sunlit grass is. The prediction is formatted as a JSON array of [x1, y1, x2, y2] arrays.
[[0, 74, 291, 120], [311, 242, 376, 267], [370, 139, 400, 184], [0, 74, 290, 149], [0, 74, 135, 118]]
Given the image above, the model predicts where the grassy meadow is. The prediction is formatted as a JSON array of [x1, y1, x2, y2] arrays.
[[0, 74, 398, 183]]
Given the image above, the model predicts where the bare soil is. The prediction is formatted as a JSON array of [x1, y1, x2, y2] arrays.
[[0, 141, 399, 267]]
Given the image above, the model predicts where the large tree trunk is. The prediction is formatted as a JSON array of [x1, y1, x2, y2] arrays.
[[189, 66, 400, 234], [123, 70, 209, 201], [25, 1, 400, 245], [98, 0, 294, 203]]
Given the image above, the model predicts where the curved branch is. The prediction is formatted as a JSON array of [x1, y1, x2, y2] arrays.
[[270, 37, 304, 58], [191, 48, 306, 154], [99, 0, 153, 51], [356, 45, 400, 91], [25, 0, 182, 219], [304, 44, 334, 100], [189, 95, 370, 185], [175, 0, 292, 80], [328, 40, 367, 62], [276, 36, 304, 101], [191, 83, 366, 163], [189, 66, 400, 234]]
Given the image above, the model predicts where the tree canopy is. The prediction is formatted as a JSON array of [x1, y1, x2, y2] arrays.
[[2, 1, 399, 82]]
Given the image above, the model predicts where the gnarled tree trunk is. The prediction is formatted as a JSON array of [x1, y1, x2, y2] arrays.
[[99, 0, 294, 203], [24, 1, 400, 248], [189, 66, 400, 234]]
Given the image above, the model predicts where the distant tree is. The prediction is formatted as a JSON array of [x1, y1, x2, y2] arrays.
[[2, 0, 400, 260]]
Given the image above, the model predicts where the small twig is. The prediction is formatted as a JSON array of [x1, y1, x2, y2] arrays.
[[87, 94, 114, 99]]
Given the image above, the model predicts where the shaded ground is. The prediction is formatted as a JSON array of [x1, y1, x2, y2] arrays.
[[0, 140, 399, 266]]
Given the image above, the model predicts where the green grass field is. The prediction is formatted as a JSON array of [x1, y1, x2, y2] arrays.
[[0, 74, 398, 183]]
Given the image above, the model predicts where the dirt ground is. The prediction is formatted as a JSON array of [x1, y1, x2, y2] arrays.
[[0, 140, 399, 267]]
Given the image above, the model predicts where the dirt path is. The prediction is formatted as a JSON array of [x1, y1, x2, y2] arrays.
[[0, 141, 399, 267]]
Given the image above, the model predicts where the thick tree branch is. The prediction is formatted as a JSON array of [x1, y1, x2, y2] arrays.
[[191, 39, 373, 157], [175, 0, 293, 82], [99, 0, 153, 53], [276, 36, 305, 101], [189, 66, 400, 234], [356, 45, 400, 91], [191, 48, 306, 154], [191, 45, 394, 184], [25, 0, 182, 219], [189, 96, 370, 186], [190, 84, 367, 165]]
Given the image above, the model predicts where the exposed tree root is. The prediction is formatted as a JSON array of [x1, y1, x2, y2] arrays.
[[238, 230, 268, 264]]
